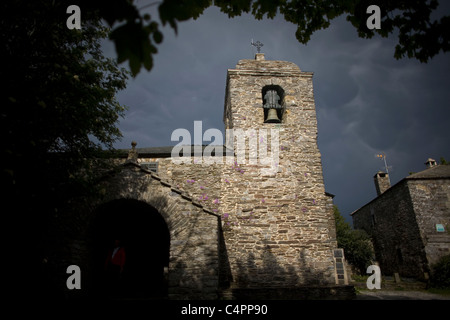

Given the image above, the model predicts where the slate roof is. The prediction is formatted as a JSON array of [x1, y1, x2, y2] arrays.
[[406, 164, 450, 180], [115, 145, 234, 158], [351, 164, 450, 216]]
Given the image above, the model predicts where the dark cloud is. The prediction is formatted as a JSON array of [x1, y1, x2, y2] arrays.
[[106, 6, 450, 223]]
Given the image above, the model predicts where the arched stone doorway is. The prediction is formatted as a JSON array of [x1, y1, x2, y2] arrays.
[[89, 198, 170, 299]]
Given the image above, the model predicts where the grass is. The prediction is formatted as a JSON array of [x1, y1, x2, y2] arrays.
[[427, 287, 450, 296], [351, 274, 369, 282], [351, 273, 450, 297]]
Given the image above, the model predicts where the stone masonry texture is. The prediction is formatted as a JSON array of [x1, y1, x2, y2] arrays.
[[352, 166, 450, 279]]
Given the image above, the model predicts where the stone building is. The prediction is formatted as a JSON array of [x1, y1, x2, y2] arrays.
[[51, 53, 353, 299], [351, 159, 450, 279]]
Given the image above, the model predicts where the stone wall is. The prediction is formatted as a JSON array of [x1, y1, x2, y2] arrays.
[[352, 181, 429, 278], [353, 175, 450, 279], [408, 179, 450, 266]]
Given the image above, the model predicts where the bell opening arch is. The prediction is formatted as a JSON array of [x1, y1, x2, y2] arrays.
[[262, 85, 285, 123]]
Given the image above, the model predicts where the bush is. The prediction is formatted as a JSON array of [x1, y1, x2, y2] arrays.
[[339, 229, 374, 274], [333, 206, 374, 274], [429, 255, 450, 288]]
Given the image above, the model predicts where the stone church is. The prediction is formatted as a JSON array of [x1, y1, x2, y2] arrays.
[[54, 53, 354, 299]]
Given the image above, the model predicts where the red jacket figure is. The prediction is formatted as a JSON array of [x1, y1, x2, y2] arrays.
[[105, 240, 126, 273]]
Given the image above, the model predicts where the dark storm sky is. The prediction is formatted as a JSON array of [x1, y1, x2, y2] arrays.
[[102, 3, 450, 223]]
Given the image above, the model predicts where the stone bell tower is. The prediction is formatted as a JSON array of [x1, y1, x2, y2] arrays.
[[220, 53, 346, 297]]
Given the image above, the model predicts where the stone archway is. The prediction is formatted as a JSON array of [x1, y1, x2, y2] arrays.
[[89, 198, 170, 299], [79, 163, 223, 299]]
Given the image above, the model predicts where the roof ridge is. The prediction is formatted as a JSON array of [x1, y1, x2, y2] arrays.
[[407, 163, 450, 179], [138, 163, 220, 217]]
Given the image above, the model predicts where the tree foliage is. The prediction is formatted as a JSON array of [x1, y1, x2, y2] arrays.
[[72, 0, 450, 76], [1, 0, 129, 270], [2, 1, 128, 187], [333, 205, 374, 274]]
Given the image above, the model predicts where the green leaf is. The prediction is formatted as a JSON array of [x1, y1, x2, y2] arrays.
[[153, 30, 163, 44], [129, 55, 141, 77]]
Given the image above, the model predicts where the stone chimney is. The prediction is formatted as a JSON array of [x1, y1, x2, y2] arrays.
[[425, 158, 437, 168], [374, 171, 390, 196]]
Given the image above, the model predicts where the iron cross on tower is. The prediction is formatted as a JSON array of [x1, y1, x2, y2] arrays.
[[251, 39, 264, 53]]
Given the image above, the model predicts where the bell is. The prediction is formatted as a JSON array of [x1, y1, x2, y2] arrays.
[[265, 108, 281, 123]]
